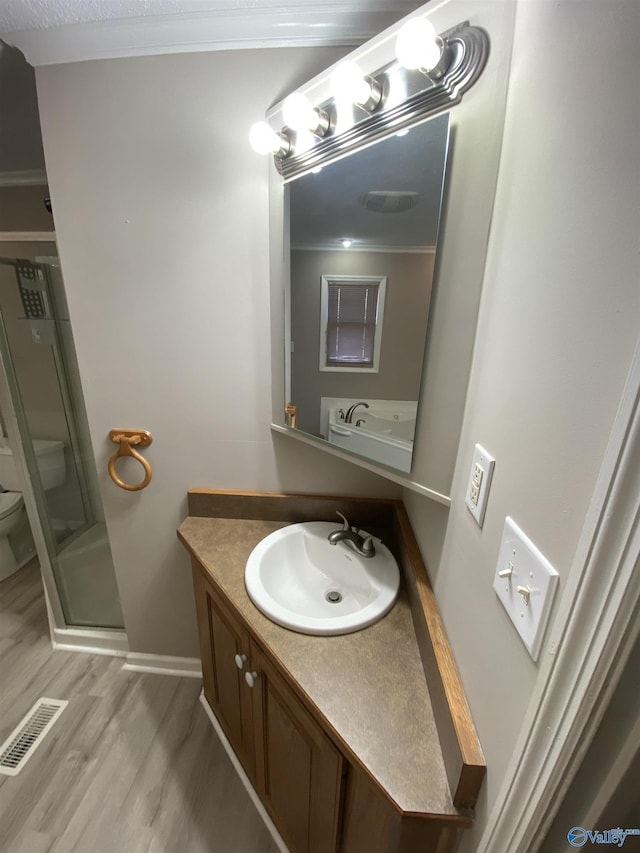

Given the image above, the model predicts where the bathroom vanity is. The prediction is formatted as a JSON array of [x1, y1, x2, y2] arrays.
[[178, 490, 485, 853]]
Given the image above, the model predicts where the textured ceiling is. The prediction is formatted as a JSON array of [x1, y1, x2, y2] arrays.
[[0, 0, 425, 66], [0, 1, 241, 31], [0, 0, 415, 33]]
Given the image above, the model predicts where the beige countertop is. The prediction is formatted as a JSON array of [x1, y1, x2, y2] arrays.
[[178, 515, 466, 821]]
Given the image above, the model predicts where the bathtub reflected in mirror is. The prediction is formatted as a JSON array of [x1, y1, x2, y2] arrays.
[[287, 112, 450, 473], [323, 399, 416, 473]]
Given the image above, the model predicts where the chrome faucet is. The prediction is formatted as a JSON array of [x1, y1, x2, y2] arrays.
[[327, 511, 376, 558], [345, 401, 369, 423]]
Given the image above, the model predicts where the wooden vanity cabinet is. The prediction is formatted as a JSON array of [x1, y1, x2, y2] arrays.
[[192, 565, 256, 780], [182, 498, 485, 853], [191, 554, 464, 853], [250, 642, 344, 853], [192, 561, 344, 853]]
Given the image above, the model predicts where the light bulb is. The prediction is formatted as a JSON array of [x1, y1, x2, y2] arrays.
[[395, 18, 443, 72], [249, 121, 285, 155], [331, 61, 382, 113], [331, 62, 371, 105], [282, 92, 317, 132], [341, 239, 352, 248]]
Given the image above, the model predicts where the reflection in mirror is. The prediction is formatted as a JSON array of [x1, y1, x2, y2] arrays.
[[288, 112, 449, 473]]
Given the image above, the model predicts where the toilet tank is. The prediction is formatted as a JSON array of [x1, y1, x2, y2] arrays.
[[0, 437, 66, 491]]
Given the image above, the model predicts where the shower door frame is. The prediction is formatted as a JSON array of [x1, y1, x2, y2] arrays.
[[0, 248, 128, 656]]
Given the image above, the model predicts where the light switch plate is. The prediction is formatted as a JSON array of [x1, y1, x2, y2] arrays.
[[493, 517, 559, 661], [465, 444, 495, 527]]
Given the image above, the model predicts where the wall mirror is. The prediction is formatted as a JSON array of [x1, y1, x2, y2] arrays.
[[259, 7, 508, 500], [287, 111, 450, 473]]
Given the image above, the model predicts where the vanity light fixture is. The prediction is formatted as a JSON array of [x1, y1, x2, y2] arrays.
[[249, 121, 291, 156], [282, 92, 330, 137], [248, 16, 488, 179], [395, 18, 452, 80], [330, 61, 383, 113]]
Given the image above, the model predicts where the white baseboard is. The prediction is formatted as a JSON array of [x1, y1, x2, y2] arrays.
[[199, 691, 290, 853], [52, 627, 129, 657], [52, 638, 203, 678], [123, 652, 202, 678]]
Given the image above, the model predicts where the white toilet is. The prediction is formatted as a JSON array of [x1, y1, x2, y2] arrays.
[[0, 437, 66, 582]]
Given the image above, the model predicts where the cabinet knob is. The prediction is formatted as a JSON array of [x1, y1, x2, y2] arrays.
[[245, 671, 260, 688], [234, 653, 247, 670]]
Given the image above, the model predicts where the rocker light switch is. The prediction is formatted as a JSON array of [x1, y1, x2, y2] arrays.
[[493, 517, 559, 661]]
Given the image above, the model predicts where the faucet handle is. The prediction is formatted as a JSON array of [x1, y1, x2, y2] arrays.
[[361, 536, 376, 557], [335, 511, 350, 530]]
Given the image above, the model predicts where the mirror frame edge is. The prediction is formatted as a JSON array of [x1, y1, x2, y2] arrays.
[[270, 423, 452, 506]]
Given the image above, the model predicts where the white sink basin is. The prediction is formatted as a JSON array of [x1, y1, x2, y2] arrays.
[[245, 521, 400, 636]]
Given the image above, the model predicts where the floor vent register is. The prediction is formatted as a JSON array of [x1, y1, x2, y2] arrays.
[[0, 698, 68, 776]]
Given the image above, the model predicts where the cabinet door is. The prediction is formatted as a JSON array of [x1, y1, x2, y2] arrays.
[[250, 642, 344, 853], [192, 565, 255, 780]]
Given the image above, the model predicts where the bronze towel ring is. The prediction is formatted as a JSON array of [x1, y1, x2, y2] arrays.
[[108, 429, 153, 491]]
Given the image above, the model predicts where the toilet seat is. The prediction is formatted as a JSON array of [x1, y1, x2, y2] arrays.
[[0, 492, 23, 520]]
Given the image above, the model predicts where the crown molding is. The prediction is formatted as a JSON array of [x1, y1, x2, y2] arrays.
[[291, 243, 436, 253], [0, 231, 55, 242], [0, 169, 48, 187], [2, 3, 421, 67]]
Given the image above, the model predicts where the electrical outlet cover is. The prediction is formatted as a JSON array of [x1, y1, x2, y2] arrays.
[[493, 517, 559, 661], [465, 444, 495, 527]]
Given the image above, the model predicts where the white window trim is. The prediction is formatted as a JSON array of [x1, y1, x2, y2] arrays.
[[319, 274, 386, 373]]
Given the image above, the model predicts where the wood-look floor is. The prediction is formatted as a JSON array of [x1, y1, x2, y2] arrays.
[[0, 561, 279, 853]]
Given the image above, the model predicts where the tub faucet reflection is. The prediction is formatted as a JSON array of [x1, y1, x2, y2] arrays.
[[345, 401, 369, 423], [327, 511, 376, 558]]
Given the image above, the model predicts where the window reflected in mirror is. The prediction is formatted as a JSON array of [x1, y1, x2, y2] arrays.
[[287, 111, 450, 474], [320, 274, 386, 372]]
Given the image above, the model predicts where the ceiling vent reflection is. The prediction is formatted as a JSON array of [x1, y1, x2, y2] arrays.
[[362, 191, 420, 214]]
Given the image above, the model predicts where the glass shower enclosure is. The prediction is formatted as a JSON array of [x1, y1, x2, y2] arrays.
[[0, 255, 123, 629]]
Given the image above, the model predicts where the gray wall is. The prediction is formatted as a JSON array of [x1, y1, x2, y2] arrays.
[[0, 186, 52, 230], [290, 248, 434, 434], [0, 42, 45, 174], [36, 47, 402, 658], [403, 1, 640, 850]]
